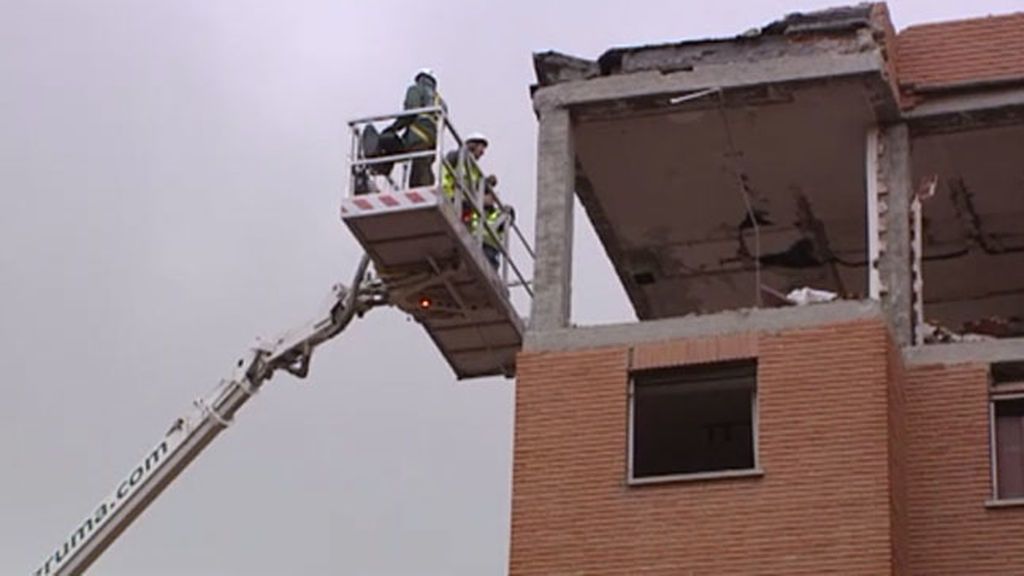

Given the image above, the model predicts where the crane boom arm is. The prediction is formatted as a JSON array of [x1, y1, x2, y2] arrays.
[[34, 256, 383, 576]]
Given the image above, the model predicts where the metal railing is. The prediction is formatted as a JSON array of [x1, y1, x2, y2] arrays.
[[346, 105, 534, 299]]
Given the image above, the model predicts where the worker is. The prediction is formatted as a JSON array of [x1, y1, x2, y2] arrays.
[[473, 186, 512, 271], [441, 132, 489, 202], [460, 183, 507, 270], [389, 69, 445, 187], [439, 132, 508, 270]]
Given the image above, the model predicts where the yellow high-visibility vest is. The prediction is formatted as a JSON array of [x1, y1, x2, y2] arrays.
[[441, 153, 483, 200], [469, 207, 504, 248]]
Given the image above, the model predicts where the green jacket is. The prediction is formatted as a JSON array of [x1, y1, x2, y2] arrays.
[[395, 80, 444, 146]]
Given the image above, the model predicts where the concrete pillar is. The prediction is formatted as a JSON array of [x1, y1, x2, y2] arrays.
[[874, 123, 913, 346], [529, 105, 574, 331]]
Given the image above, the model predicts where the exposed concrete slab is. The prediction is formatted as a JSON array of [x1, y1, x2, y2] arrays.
[[533, 51, 888, 112], [569, 77, 884, 320], [523, 300, 883, 353], [906, 87, 1024, 136], [572, 161, 648, 317], [877, 123, 913, 347], [904, 338, 1024, 367], [528, 106, 575, 331], [905, 87, 1024, 119]]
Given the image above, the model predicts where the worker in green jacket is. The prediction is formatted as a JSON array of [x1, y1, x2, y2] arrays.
[[390, 69, 445, 187]]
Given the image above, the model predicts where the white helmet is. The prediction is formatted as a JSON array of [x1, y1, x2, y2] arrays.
[[465, 132, 489, 146], [414, 68, 436, 83]]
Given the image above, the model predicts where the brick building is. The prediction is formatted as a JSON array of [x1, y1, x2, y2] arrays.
[[512, 4, 1024, 574]]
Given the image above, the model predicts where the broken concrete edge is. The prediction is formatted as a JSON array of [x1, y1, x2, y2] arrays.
[[903, 338, 1024, 367], [532, 50, 890, 113], [868, 3, 903, 110], [529, 1, 905, 115], [532, 3, 882, 88], [533, 51, 600, 88], [522, 299, 883, 353], [522, 298, 1024, 368], [904, 86, 1024, 135], [906, 85, 1024, 117]]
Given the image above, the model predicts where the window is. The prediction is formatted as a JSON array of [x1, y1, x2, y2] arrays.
[[629, 360, 758, 483], [987, 360, 1024, 500], [991, 361, 1024, 501], [993, 398, 1024, 500]]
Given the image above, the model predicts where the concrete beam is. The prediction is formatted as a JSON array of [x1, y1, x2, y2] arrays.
[[905, 87, 1024, 136], [876, 123, 913, 347], [904, 86, 1024, 120], [524, 300, 883, 353], [532, 50, 888, 111], [529, 105, 574, 331], [904, 338, 1024, 367]]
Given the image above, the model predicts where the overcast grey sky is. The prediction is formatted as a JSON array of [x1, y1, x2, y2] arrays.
[[2, 1, 1020, 574]]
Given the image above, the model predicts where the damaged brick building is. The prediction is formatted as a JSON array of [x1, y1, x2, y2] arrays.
[[512, 4, 1024, 574]]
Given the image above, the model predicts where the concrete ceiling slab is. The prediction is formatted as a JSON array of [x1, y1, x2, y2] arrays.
[[574, 78, 880, 319]]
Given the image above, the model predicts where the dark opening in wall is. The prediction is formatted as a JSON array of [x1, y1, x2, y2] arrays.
[[630, 360, 757, 481], [992, 361, 1024, 386], [912, 123, 1024, 344]]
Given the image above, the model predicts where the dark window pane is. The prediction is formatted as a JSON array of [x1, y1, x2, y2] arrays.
[[996, 398, 1024, 499], [632, 360, 756, 479], [992, 362, 1024, 386]]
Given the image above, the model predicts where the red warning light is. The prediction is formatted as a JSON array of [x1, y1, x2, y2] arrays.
[[418, 296, 432, 310]]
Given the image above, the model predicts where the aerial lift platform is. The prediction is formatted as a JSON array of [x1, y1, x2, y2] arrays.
[[342, 106, 532, 378], [32, 104, 533, 575]]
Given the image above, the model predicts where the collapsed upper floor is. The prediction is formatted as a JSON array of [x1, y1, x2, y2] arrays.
[[528, 3, 1024, 347]]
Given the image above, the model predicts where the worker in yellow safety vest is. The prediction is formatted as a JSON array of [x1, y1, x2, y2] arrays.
[[390, 69, 446, 187], [473, 186, 512, 270], [441, 132, 489, 201], [440, 132, 510, 270]]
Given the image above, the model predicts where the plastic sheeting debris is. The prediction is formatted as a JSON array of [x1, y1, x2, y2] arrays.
[[786, 287, 838, 306]]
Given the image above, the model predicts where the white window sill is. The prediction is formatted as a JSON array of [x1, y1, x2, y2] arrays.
[[628, 468, 764, 486], [986, 497, 1024, 509]]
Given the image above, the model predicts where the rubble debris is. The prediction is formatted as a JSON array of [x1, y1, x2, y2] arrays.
[[786, 287, 838, 306], [923, 317, 1024, 344], [921, 322, 993, 344], [963, 316, 1024, 339]]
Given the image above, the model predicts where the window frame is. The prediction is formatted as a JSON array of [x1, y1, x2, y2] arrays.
[[626, 360, 762, 486], [989, 391, 1024, 506]]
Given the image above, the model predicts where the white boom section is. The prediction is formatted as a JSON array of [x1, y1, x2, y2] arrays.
[[34, 255, 385, 576]]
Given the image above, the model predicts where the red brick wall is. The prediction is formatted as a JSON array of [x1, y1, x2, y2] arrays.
[[887, 335, 909, 575], [905, 362, 1024, 574], [510, 320, 899, 575]]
